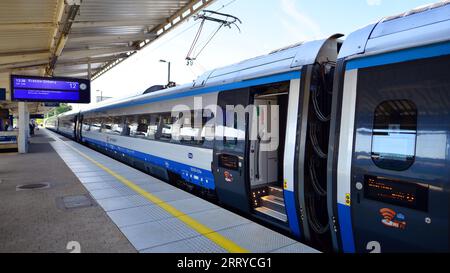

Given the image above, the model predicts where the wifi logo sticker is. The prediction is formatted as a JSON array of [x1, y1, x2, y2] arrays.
[[380, 208, 407, 230]]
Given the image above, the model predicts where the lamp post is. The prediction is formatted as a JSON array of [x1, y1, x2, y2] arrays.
[[97, 89, 103, 103], [159, 59, 171, 85]]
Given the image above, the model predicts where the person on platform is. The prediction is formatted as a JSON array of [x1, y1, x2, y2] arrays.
[[4, 120, 10, 131], [29, 120, 36, 136]]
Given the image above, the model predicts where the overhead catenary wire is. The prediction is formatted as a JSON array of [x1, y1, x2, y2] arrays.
[[148, 0, 239, 55], [186, 10, 242, 65]]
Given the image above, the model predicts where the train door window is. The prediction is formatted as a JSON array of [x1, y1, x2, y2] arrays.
[[224, 111, 245, 144], [371, 100, 417, 171]]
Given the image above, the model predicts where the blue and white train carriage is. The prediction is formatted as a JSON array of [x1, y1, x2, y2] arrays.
[[48, 2, 450, 253]]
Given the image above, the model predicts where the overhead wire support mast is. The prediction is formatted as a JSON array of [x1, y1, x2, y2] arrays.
[[186, 10, 242, 65]]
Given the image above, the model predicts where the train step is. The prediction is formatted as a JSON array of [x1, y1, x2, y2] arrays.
[[268, 186, 284, 199], [260, 195, 286, 214], [255, 206, 288, 222]]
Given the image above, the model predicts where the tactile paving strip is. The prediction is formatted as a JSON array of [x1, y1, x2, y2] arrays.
[[47, 130, 319, 253]]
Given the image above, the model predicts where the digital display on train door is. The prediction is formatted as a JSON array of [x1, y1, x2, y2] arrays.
[[364, 176, 429, 211]]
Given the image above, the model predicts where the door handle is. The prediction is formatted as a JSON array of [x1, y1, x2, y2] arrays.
[[255, 138, 261, 179]]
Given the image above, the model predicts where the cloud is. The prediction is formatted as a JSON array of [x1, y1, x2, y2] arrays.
[[367, 0, 382, 6], [280, 0, 323, 40]]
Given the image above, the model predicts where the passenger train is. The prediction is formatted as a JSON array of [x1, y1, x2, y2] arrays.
[[46, 2, 450, 253]]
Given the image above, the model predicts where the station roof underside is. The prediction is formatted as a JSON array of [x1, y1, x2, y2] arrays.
[[0, 0, 214, 79], [0, 0, 214, 115]]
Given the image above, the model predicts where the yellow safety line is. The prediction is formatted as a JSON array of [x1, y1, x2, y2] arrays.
[[54, 133, 249, 253]]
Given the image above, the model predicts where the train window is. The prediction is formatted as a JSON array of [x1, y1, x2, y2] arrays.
[[90, 118, 102, 133], [160, 113, 176, 141], [103, 117, 123, 135], [371, 100, 417, 171], [82, 118, 91, 132], [147, 114, 160, 140], [178, 110, 205, 145], [129, 116, 148, 138], [202, 109, 215, 142]]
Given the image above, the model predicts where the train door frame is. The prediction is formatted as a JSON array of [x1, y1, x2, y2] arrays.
[[77, 114, 83, 142], [247, 81, 292, 230], [212, 88, 252, 214]]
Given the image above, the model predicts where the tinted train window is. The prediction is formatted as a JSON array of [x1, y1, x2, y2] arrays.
[[160, 113, 175, 141], [103, 117, 123, 135], [147, 115, 160, 139], [82, 121, 90, 132], [129, 116, 148, 138], [176, 110, 206, 145], [202, 109, 215, 142], [371, 100, 417, 171]]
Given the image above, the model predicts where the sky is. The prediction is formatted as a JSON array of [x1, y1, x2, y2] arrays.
[[77, 0, 436, 110]]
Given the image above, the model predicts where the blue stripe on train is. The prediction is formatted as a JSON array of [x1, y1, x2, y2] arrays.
[[83, 137, 216, 190], [346, 40, 450, 70], [284, 190, 302, 238], [338, 203, 356, 253]]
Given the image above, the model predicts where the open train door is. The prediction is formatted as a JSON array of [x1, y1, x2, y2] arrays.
[[212, 88, 252, 213]]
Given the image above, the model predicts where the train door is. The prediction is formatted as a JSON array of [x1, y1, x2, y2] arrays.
[[74, 114, 82, 142], [212, 88, 252, 213], [248, 84, 290, 226], [77, 114, 83, 142], [73, 115, 78, 140], [348, 54, 450, 253]]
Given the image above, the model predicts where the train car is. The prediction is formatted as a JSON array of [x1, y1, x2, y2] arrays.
[[328, 2, 450, 253], [48, 2, 450, 253], [89, 35, 339, 236]]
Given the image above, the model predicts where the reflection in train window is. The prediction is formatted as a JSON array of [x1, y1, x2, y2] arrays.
[[371, 100, 417, 171], [90, 118, 102, 133], [103, 116, 123, 135], [160, 113, 176, 141]]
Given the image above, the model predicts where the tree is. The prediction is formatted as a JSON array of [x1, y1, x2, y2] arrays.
[[46, 104, 73, 118]]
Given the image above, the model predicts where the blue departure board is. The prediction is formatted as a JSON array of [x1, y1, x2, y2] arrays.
[[10, 75, 91, 103]]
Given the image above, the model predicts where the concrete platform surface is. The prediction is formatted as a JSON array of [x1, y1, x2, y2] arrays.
[[0, 130, 136, 253], [2, 129, 319, 253]]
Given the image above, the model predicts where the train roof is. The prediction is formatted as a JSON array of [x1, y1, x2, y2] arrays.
[[193, 34, 342, 88], [75, 35, 342, 115], [339, 0, 450, 59]]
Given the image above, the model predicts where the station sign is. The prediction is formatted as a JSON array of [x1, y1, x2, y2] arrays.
[[30, 114, 45, 119], [10, 75, 91, 104], [44, 102, 61, 107]]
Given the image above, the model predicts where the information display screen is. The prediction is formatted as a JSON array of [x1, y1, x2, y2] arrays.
[[10, 75, 90, 103], [364, 175, 429, 211], [219, 154, 240, 170]]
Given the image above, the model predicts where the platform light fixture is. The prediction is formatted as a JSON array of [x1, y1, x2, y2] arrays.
[[159, 59, 171, 85]]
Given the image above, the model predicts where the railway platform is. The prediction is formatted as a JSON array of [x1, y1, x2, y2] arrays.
[[0, 129, 318, 253]]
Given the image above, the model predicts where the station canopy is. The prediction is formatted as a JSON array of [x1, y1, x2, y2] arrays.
[[0, 0, 215, 114]]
